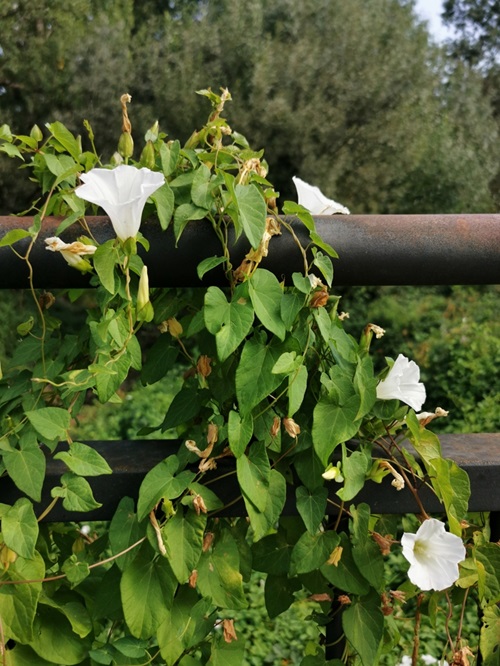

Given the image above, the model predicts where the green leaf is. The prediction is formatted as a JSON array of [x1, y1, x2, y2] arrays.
[[290, 530, 339, 575], [252, 531, 292, 576], [61, 556, 90, 586], [476, 543, 500, 606], [39, 595, 92, 638], [228, 410, 253, 458], [236, 334, 286, 417], [342, 591, 384, 666], [109, 497, 146, 571], [197, 531, 247, 610], [93, 240, 117, 294], [3, 644, 54, 665], [160, 387, 202, 431], [234, 183, 266, 249], [336, 448, 370, 502], [236, 443, 271, 512], [25, 407, 71, 443], [197, 255, 227, 280], [281, 291, 306, 328], [3, 444, 45, 502], [2, 498, 39, 559], [94, 352, 131, 403], [480, 605, 500, 665], [0, 229, 32, 248], [51, 473, 102, 512], [249, 269, 286, 339], [121, 542, 177, 639], [296, 486, 328, 534], [54, 441, 112, 476], [47, 121, 82, 160], [209, 637, 245, 666], [264, 574, 302, 619], [191, 163, 213, 209], [173, 203, 207, 243], [350, 503, 385, 591], [428, 457, 470, 536], [312, 251, 334, 287], [282, 201, 315, 232], [320, 533, 370, 596], [244, 469, 287, 542], [160, 140, 180, 177], [0, 552, 44, 642], [312, 397, 361, 466], [204, 285, 254, 362], [151, 182, 175, 230], [157, 589, 213, 665], [289, 364, 308, 417], [29, 607, 90, 666], [162, 508, 206, 583], [141, 336, 178, 385], [137, 455, 195, 521]]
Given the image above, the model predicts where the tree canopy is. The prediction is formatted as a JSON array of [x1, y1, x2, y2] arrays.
[[0, 0, 497, 214]]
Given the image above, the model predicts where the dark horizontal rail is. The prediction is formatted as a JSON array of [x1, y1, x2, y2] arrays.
[[1, 214, 499, 288], [0, 434, 497, 523]]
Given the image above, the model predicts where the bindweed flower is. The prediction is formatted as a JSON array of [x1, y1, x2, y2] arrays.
[[292, 176, 350, 215], [376, 353, 426, 412], [45, 237, 96, 272], [401, 518, 466, 591], [75, 165, 165, 241]]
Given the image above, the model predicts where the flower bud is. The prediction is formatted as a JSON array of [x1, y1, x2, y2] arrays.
[[165, 317, 183, 338], [136, 266, 154, 322], [140, 140, 156, 170], [118, 131, 134, 159]]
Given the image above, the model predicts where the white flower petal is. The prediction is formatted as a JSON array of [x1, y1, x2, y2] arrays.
[[75, 165, 165, 241], [376, 354, 426, 411], [292, 176, 350, 215], [401, 519, 465, 591]]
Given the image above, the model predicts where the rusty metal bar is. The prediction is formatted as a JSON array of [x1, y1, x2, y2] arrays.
[[1, 214, 499, 288], [0, 433, 497, 523]]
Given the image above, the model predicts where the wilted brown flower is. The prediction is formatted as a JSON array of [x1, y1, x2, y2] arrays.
[[202, 532, 215, 552], [207, 423, 219, 446], [270, 416, 281, 438], [338, 594, 351, 606], [283, 417, 300, 438], [327, 545, 343, 566], [193, 494, 208, 515], [188, 569, 198, 588], [310, 288, 329, 309], [197, 355, 212, 378], [222, 618, 238, 643], [371, 532, 394, 556]]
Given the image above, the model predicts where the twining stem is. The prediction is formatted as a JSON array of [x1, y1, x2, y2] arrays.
[[377, 434, 430, 520], [411, 593, 423, 666], [37, 497, 59, 523], [0, 536, 146, 587]]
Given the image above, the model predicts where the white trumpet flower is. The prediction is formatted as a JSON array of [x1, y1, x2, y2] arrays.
[[376, 354, 426, 412], [75, 165, 165, 241], [401, 519, 465, 591], [292, 176, 350, 215]]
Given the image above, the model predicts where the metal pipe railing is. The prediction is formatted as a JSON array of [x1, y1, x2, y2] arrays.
[[1, 214, 499, 288]]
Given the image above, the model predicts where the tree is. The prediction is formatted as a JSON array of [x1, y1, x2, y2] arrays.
[[443, 0, 500, 65], [0, 0, 497, 214]]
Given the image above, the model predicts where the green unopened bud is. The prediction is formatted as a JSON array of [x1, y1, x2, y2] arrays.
[[145, 121, 159, 143], [30, 124, 43, 142], [118, 131, 134, 159], [140, 140, 156, 170], [137, 265, 154, 322]]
